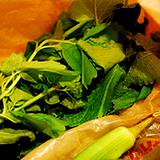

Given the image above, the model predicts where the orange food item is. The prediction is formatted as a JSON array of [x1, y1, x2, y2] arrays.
[[139, 0, 160, 25], [128, 0, 160, 36], [22, 82, 160, 160], [0, 0, 73, 63]]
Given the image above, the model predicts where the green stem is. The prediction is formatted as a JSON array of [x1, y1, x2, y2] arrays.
[[27, 41, 39, 62], [63, 20, 89, 39], [14, 87, 56, 111], [39, 39, 75, 48], [0, 75, 21, 100], [40, 45, 60, 50], [0, 42, 38, 100], [3, 72, 19, 90], [2, 98, 7, 114], [0, 113, 18, 123], [28, 39, 75, 62]]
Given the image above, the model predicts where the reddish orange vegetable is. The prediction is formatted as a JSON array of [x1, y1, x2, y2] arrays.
[[22, 82, 160, 160]]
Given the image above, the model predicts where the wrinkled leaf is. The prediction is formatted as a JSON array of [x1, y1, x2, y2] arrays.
[[124, 64, 153, 86], [137, 86, 152, 101], [61, 98, 85, 110], [64, 64, 125, 127], [68, 0, 123, 23], [112, 89, 139, 112], [0, 128, 35, 144], [59, 76, 83, 99], [134, 33, 160, 56], [126, 51, 160, 85], [1, 53, 24, 75], [112, 85, 152, 113], [134, 33, 155, 51]]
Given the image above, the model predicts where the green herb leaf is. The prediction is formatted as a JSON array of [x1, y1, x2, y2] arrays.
[[61, 43, 82, 72], [61, 43, 97, 88], [10, 88, 33, 106], [20, 72, 37, 83], [35, 48, 61, 61], [64, 64, 125, 127], [20, 61, 79, 83], [44, 94, 60, 105], [59, 76, 83, 99], [81, 51, 97, 88], [124, 51, 160, 86], [83, 23, 107, 40], [137, 86, 152, 101], [0, 128, 35, 144], [78, 38, 125, 71], [134, 52, 160, 81], [12, 112, 66, 138], [20, 60, 66, 72], [0, 53, 24, 75], [68, 0, 123, 24], [112, 89, 139, 112], [26, 105, 41, 112], [61, 98, 85, 110]]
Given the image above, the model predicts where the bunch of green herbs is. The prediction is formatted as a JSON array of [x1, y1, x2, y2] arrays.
[[0, 1, 160, 159]]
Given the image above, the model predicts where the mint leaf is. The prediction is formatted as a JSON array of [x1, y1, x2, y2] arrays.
[[61, 43, 97, 88], [124, 53, 155, 86], [61, 98, 85, 110], [111, 84, 152, 113], [59, 76, 83, 99], [64, 64, 125, 127], [137, 86, 152, 101], [112, 89, 139, 112]]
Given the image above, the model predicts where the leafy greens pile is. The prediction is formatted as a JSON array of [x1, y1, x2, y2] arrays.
[[0, 0, 160, 159]]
